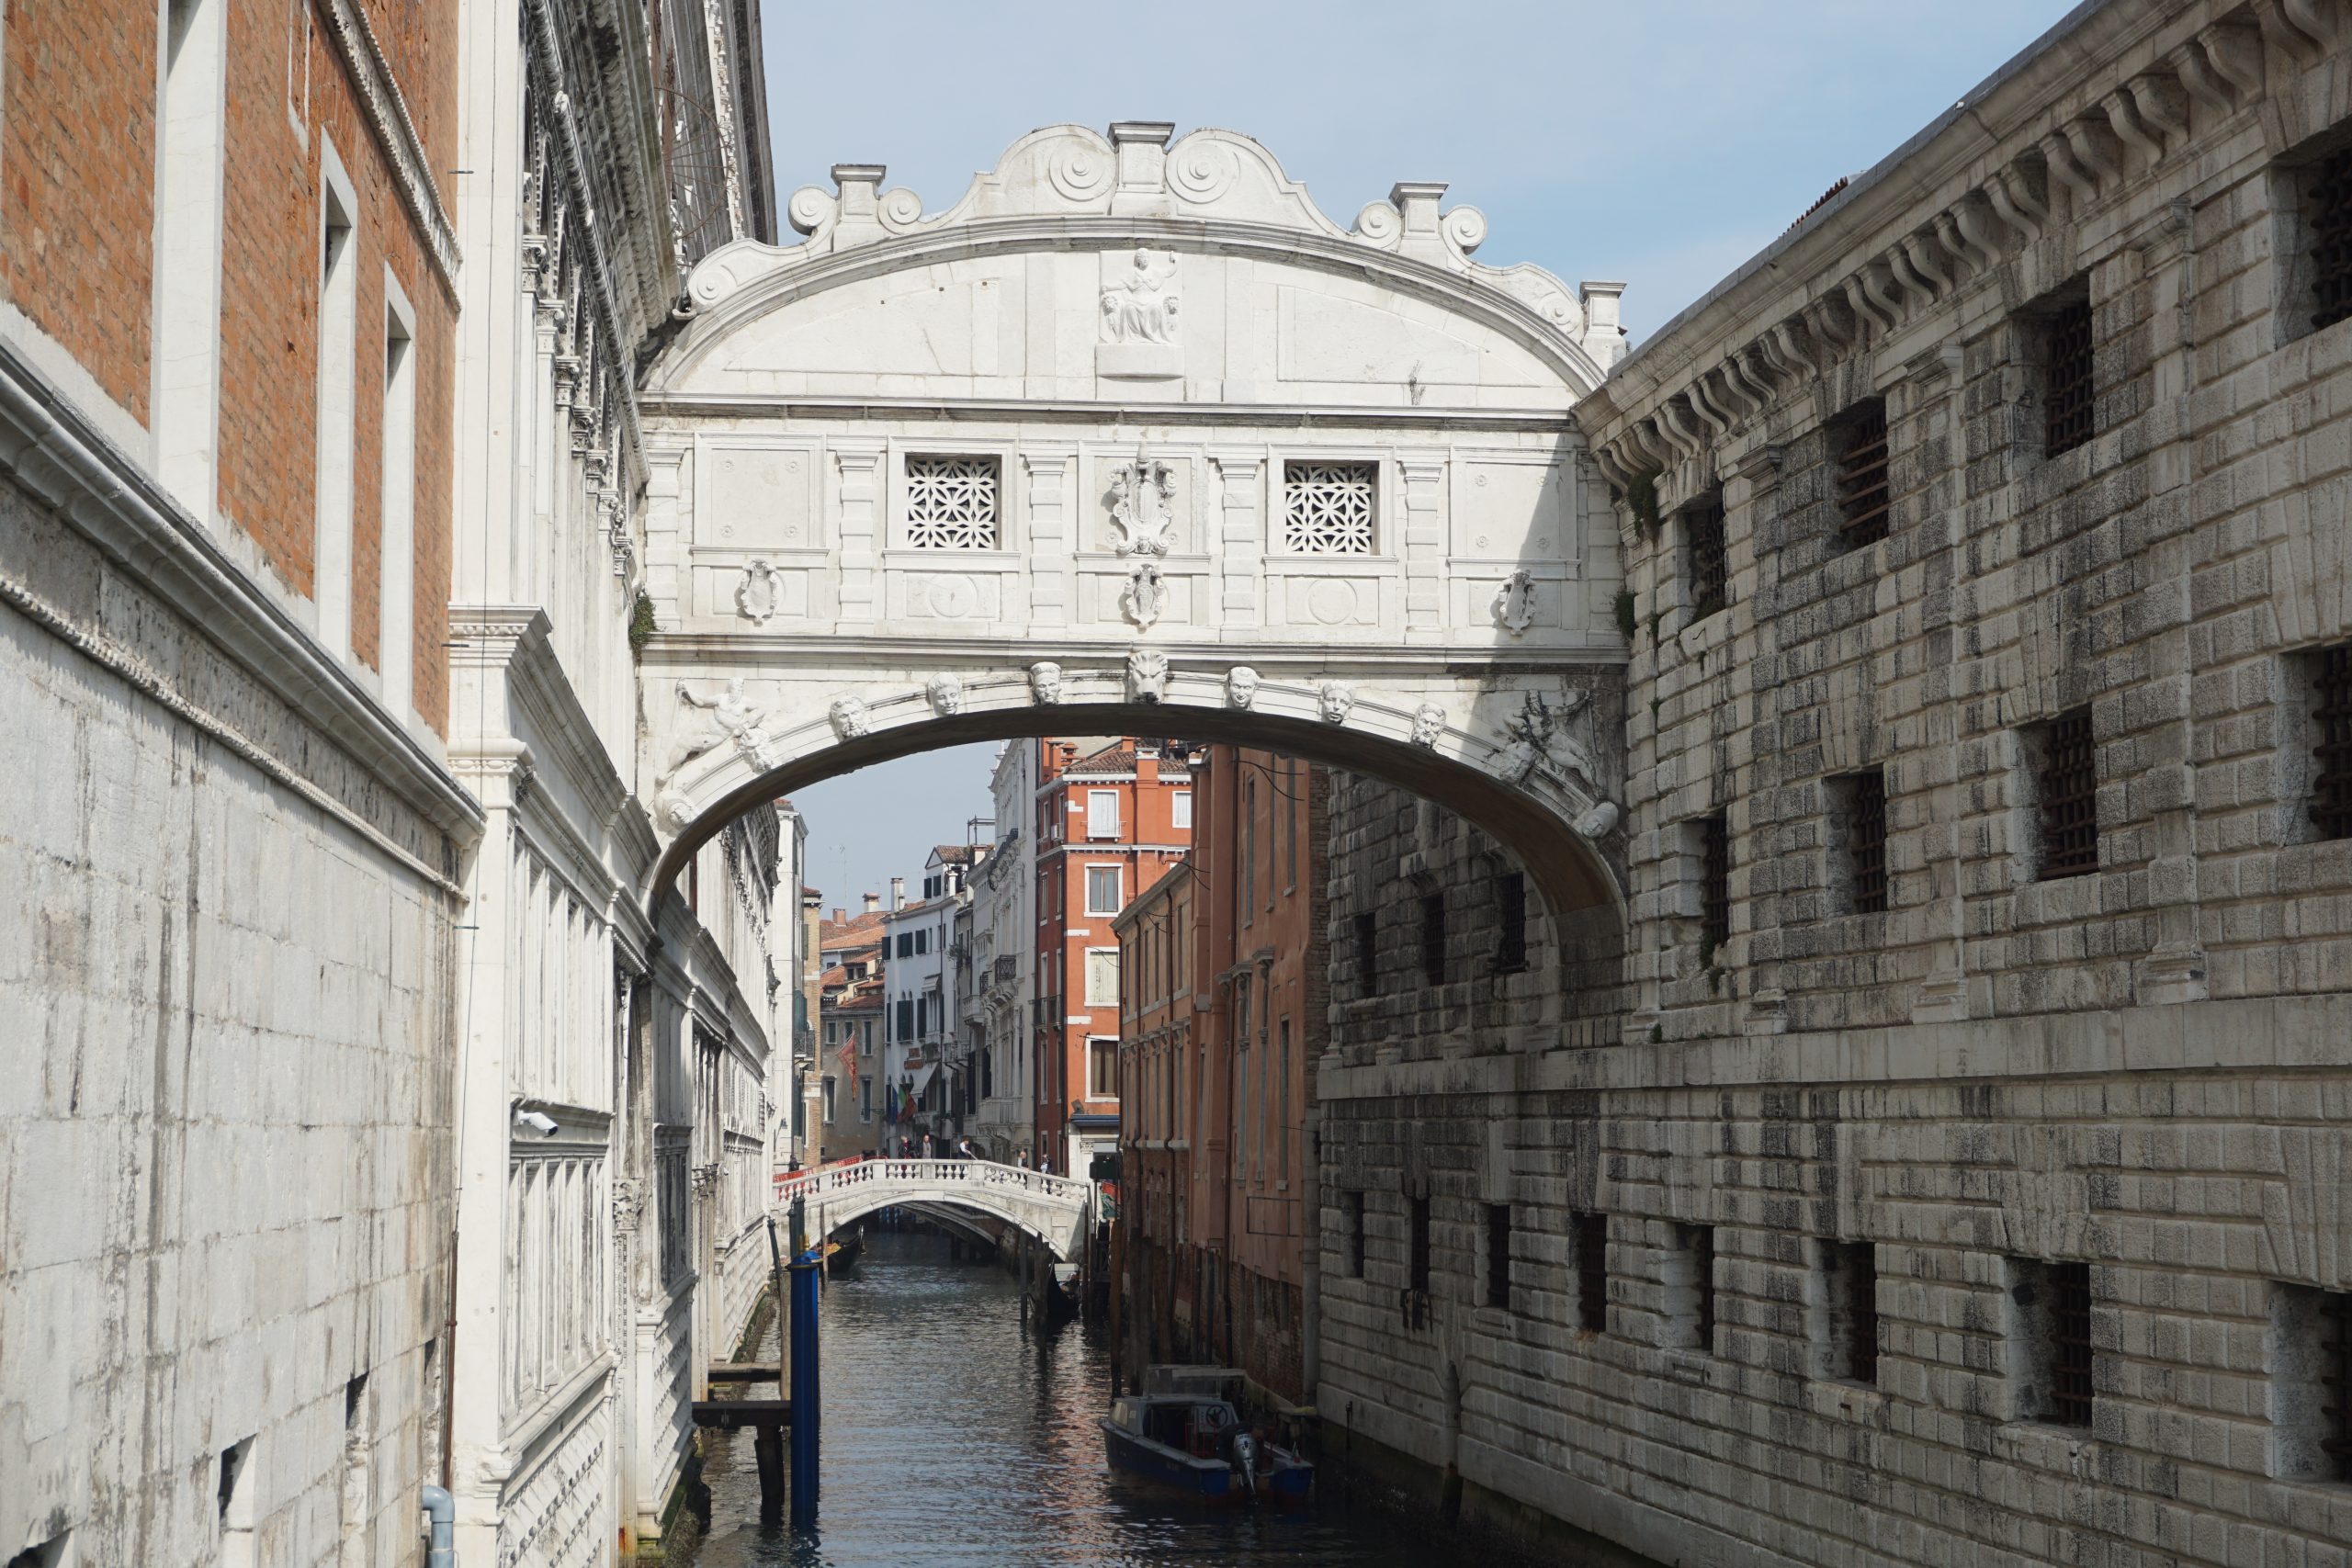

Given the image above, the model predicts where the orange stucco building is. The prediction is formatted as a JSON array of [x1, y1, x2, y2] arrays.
[[1032, 738, 1193, 1174], [1114, 745, 1328, 1404]]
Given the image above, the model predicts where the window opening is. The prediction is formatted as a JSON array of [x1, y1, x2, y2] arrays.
[[1843, 770, 1889, 913], [2048, 1260, 2095, 1427], [1283, 460, 1377, 554], [2043, 296, 2096, 458], [1344, 1191, 1366, 1278], [1353, 911, 1377, 992], [1419, 893, 1445, 987], [2307, 145, 2352, 333], [1575, 1213, 1608, 1332], [1825, 1240, 1880, 1384], [1495, 872, 1528, 974], [1408, 1196, 1431, 1296], [2312, 642, 2352, 840], [2034, 711, 2099, 879], [1486, 1204, 1513, 1310], [904, 455, 1000, 548], [1685, 500, 1727, 616], [1836, 400, 1891, 548], [1700, 812, 1731, 953]]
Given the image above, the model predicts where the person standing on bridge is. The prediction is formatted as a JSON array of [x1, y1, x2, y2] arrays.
[[956, 1135, 977, 1162]]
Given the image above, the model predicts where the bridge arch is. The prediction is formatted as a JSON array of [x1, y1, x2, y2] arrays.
[[779, 1159, 1096, 1264], [630, 119, 1632, 941]]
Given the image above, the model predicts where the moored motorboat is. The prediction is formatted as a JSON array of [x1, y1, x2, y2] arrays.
[[1099, 1394, 1314, 1502]]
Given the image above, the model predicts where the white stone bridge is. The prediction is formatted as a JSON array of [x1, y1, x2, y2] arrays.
[[774, 1159, 1096, 1263], [632, 120, 1634, 933]]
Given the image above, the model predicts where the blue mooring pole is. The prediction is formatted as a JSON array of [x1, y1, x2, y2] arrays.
[[788, 1252, 820, 1530]]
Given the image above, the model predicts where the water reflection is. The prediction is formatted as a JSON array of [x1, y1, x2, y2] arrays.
[[689, 1229, 1436, 1568]]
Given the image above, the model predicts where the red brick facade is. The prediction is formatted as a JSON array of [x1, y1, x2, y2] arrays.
[[0, 0, 457, 728]]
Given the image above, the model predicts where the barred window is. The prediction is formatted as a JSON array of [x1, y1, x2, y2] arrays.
[[2041, 292, 2096, 458], [1837, 769, 1890, 914], [904, 455, 1000, 548], [1486, 1204, 1513, 1311], [1677, 1224, 1716, 1352], [1495, 872, 1528, 974], [2274, 1284, 2352, 1482], [1343, 1190, 1366, 1278], [1824, 1240, 1880, 1385], [2311, 641, 2352, 840], [1699, 811, 1731, 952], [1283, 460, 1377, 554], [2010, 1257, 2094, 1427], [1685, 499, 1727, 616], [2303, 145, 2352, 334], [1408, 1195, 1431, 1296], [1574, 1212, 1609, 1333], [2032, 710, 2099, 880], [1835, 400, 1890, 549], [1352, 911, 1378, 993]]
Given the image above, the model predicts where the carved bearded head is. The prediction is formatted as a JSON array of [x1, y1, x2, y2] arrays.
[[1028, 661, 1064, 705]]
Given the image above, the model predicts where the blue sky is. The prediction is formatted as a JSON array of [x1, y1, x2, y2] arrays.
[[758, 0, 2076, 906]]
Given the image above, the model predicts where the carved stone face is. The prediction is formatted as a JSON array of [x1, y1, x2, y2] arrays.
[[1410, 703, 1446, 747], [1318, 682, 1353, 724], [1127, 649, 1170, 704], [1028, 661, 1064, 705], [1226, 666, 1259, 710], [926, 674, 964, 716], [828, 695, 869, 739]]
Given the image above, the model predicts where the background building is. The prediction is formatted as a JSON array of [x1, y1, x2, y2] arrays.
[[1117, 748, 1327, 1404], [1034, 739, 1194, 1174], [817, 898, 887, 1160]]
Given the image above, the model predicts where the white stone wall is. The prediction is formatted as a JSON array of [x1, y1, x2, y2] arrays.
[[0, 432, 469, 1568]]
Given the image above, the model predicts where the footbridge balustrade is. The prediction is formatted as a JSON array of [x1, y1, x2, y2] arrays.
[[775, 1159, 1096, 1262]]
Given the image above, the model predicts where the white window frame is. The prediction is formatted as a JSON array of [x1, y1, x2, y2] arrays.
[[379, 267, 418, 719], [1087, 789, 1121, 840], [1083, 947, 1120, 1009], [1084, 863, 1124, 917], [313, 135, 360, 659], [1086, 1034, 1120, 1099]]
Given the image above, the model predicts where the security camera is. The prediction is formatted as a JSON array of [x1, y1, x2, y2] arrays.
[[514, 1109, 560, 1138]]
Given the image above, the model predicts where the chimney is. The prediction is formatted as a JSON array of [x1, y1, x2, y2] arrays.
[[891, 876, 907, 909], [832, 908, 845, 925], [862, 893, 880, 914]]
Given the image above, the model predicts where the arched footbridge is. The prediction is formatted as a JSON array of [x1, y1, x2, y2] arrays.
[[774, 1159, 1095, 1263]]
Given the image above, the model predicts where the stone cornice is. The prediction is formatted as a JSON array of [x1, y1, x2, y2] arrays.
[[661, 213, 1610, 397], [639, 632, 1624, 666], [317, 0, 459, 289], [639, 389, 1577, 434], [0, 336, 481, 839], [1581, 0, 2301, 490]]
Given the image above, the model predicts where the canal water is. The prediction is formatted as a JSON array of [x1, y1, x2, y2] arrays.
[[687, 1228, 1447, 1567]]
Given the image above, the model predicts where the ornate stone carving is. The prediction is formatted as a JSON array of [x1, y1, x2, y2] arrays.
[[1127, 649, 1170, 704], [612, 1178, 644, 1232], [735, 558, 781, 624], [1492, 569, 1536, 635], [905, 456, 1000, 549], [1120, 561, 1169, 630], [1225, 666, 1260, 710], [1318, 682, 1355, 724], [655, 786, 695, 833], [1410, 703, 1447, 747], [925, 673, 965, 716], [1108, 447, 1177, 556], [1028, 661, 1064, 705], [828, 694, 871, 739], [1574, 800, 1621, 838], [663, 678, 760, 781], [1488, 689, 1596, 789], [1283, 462, 1377, 555], [1101, 248, 1179, 344]]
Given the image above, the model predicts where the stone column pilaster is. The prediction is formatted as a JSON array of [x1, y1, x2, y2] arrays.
[[1905, 344, 1973, 1024], [1209, 452, 1264, 629], [832, 440, 886, 626], [1023, 451, 1072, 628], [1397, 457, 1446, 637]]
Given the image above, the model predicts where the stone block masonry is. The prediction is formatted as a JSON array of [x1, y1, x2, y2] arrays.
[[1317, 2, 2352, 1563]]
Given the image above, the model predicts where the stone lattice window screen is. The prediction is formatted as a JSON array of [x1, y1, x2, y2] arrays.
[[904, 455, 1001, 548], [1283, 460, 1377, 554]]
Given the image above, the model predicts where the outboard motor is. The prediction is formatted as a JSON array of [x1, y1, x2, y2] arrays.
[[1228, 1429, 1259, 1496]]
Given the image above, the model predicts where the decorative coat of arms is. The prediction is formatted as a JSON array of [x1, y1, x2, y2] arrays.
[[1108, 447, 1177, 556]]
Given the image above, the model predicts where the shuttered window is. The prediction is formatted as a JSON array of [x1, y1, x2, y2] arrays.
[[1087, 789, 1120, 840]]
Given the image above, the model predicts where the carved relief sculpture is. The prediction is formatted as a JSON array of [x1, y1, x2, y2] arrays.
[[1492, 569, 1536, 635], [1120, 561, 1169, 631], [1488, 689, 1596, 789], [1127, 649, 1170, 704], [1028, 661, 1065, 705], [1574, 800, 1622, 838], [1108, 446, 1177, 556], [1101, 248, 1180, 344], [1225, 666, 1260, 710], [735, 558, 782, 624], [1410, 703, 1447, 747], [828, 694, 871, 740], [925, 673, 966, 716], [1317, 682, 1355, 724], [664, 678, 759, 781]]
